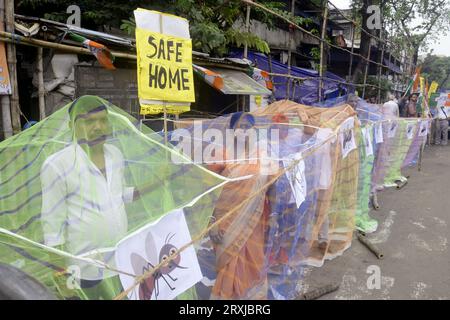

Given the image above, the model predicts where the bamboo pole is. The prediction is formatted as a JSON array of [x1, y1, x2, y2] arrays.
[[0, 31, 136, 60], [286, 0, 296, 99], [402, 50, 408, 93], [386, 42, 392, 79], [0, 0, 12, 139], [318, 4, 328, 102], [376, 13, 385, 104], [296, 283, 340, 300], [5, 1, 20, 134], [376, 41, 385, 103], [37, 47, 45, 120], [163, 106, 168, 146], [268, 72, 385, 91], [418, 139, 425, 172], [361, 41, 372, 100], [267, 53, 275, 96], [243, 5, 251, 59], [158, 15, 169, 148], [357, 232, 384, 259], [347, 22, 355, 81]]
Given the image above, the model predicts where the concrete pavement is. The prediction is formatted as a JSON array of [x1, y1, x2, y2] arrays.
[[305, 144, 450, 299]]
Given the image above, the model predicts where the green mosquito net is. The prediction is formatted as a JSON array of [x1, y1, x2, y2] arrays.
[[0, 95, 227, 300]]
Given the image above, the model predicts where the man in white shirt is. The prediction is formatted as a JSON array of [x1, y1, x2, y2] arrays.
[[41, 96, 135, 255], [40, 96, 151, 298], [382, 94, 399, 119]]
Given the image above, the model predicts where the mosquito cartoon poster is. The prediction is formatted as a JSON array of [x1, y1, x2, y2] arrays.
[[361, 126, 373, 157], [339, 117, 357, 159], [388, 120, 398, 138], [115, 208, 202, 300], [282, 152, 307, 208], [406, 122, 416, 140], [374, 122, 384, 144], [418, 120, 428, 137]]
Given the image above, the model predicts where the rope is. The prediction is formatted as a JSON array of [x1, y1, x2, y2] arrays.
[[114, 112, 357, 300]]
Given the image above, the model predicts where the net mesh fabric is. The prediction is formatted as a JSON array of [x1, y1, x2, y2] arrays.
[[0, 96, 225, 300], [0, 96, 429, 300]]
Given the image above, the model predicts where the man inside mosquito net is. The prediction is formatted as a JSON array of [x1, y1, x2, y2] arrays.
[[40, 96, 135, 255], [39, 95, 142, 298]]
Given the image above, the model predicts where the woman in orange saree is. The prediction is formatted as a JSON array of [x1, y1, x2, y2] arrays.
[[207, 112, 274, 300]]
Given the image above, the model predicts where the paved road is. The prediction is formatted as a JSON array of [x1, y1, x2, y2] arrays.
[[305, 144, 450, 300]]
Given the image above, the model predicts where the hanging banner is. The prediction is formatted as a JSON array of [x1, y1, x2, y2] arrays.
[[115, 209, 202, 300], [436, 93, 450, 119], [339, 117, 357, 159], [361, 126, 373, 157], [387, 120, 398, 138], [418, 120, 428, 137], [134, 9, 195, 115], [419, 77, 425, 95], [406, 122, 416, 140], [412, 67, 421, 93], [428, 81, 439, 99], [374, 122, 384, 144], [282, 153, 307, 209]]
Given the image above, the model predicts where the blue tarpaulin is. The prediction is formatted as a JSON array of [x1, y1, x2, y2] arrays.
[[231, 51, 354, 105], [313, 94, 350, 108], [383, 58, 402, 74]]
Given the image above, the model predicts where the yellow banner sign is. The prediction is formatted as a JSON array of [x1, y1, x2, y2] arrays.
[[136, 28, 195, 104], [428, 81, 439, 99]]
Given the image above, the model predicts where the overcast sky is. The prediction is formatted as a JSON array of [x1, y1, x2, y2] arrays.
[[330, 0, 450, 56]]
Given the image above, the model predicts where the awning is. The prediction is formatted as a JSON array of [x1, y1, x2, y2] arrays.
[[193, 65, 272, 96]]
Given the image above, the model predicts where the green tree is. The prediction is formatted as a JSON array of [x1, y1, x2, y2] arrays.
[[17, 0, 144, 30], [349, 0, 450, 88], [17, 0, 311, 56], [421, 54, 450, 90], [385, 0, 450, 71]]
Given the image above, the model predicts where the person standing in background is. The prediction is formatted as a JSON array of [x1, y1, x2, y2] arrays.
[[434, 96, 449, 146], [398, 96, 407, 117], [382, 94, 400, 118], [406, 93, 419, 118]]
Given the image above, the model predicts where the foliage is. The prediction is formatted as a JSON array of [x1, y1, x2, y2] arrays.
[[309, 47, 321, 71], [18, 0, 311, 57], [225, 29, 271, 55], [17, 0, 145, 30], [120, 17, 136, 36], [385, 0, 450, 53], [421, 54, 450, 89], [350, 0, 450, 63], [310, 47, 321, 62], [354, 74, 392, 99]]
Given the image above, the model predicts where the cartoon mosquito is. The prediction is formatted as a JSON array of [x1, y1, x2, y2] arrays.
[[390, 123, 397, 132], [420, 125, 427, 134], [130, 232, 187, 300], [343, 130, 353, 149]]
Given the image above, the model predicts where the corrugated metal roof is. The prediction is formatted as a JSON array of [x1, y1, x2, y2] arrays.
[[15, 14, 134, 48]]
